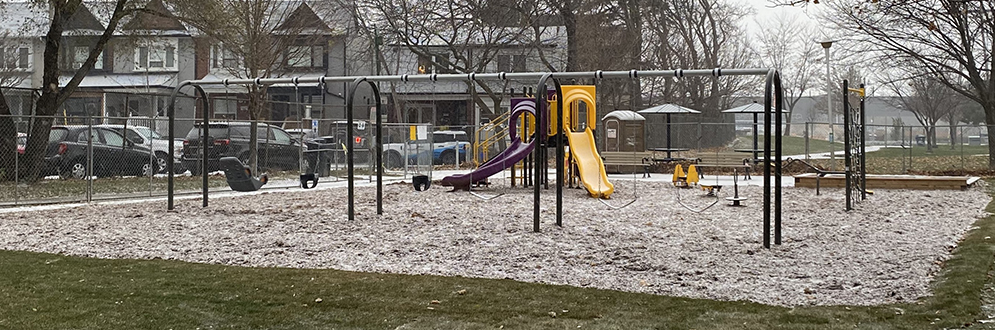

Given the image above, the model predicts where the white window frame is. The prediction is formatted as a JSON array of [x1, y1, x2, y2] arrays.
[[72, 46, 104, 70], [0, 45, 32, 71], [134, 38, 178, 71]]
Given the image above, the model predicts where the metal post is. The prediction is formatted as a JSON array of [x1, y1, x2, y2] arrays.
[[821, 41, 836, 170], [197, 85, 210, 207], [773, 71, 783, 246], [752, 113, 759, 161], [763, 71, 773, 249], [804, 122, 810, 160], [859, 84, 866, 200], [843, 80, 852, 212]]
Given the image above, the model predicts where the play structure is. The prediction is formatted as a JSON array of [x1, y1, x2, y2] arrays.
[[165, 68, 787, 249], [445, 86, 616, 200], [441, 98, 538, 191]]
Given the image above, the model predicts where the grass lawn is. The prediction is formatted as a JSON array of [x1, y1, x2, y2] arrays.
[[1, 186, 994, 329], [794, 145, 992, 175], [728, 136, 844, 156]]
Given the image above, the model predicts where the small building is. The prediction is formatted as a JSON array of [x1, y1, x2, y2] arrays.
[[601, 110, 645, 152]]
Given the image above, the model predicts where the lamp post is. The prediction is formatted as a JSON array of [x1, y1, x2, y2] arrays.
[[819, 40, 835, 168]]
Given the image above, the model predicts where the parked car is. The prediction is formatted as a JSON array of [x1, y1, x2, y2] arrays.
[[97, 124, 184, 174], [181, 122, 303, 175], [16, 132, 26, 154], [43, 126, 156, 179], [382, 130, 470, 168]]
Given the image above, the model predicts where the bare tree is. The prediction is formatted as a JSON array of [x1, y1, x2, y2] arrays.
[[753, 14, 820, 136], [0, 0, 144, 181], [640, 0, 755, 147], [170, 0, 332, 171], [779, 0, 995, 168], [350, 0, 556, 120], [883, 74, 962, 152]]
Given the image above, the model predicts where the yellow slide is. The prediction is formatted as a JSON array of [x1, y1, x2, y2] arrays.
[[568, 128, 614, 199]]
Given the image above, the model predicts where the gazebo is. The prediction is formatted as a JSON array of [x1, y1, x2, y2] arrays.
[[637, 103, 701, 159], [721, 101, 787, 161]]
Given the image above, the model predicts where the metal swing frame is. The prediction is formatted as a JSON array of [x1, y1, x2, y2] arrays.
[[165, 68, 784, 249]]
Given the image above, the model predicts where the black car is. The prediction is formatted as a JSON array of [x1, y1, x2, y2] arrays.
[[44, 126, 157, 179], [182, 122, 303, 175]]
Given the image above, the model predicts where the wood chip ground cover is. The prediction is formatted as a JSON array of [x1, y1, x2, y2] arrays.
[[0, 180, 988, 307]]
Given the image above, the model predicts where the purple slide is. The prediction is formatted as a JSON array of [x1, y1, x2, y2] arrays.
[[441, 99, 538, 191]]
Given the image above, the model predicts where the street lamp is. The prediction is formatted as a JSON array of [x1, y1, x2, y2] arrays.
[[818, 39, 837, 168]]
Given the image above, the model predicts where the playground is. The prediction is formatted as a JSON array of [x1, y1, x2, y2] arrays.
[[0, 175, 988, 307]]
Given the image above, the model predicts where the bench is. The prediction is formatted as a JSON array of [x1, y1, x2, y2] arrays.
[[694, 153, 751, 180], [601, 151, 655, 178]]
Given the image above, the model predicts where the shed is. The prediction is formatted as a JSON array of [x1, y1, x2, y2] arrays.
[[602, 110, 646, 152]]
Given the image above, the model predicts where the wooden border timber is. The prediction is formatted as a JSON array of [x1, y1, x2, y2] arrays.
[[793, 173, 980, 190]]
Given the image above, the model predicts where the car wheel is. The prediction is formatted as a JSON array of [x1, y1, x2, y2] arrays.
[[384, 151, 403, 169], [154, 152, 169, 173], [188, 165, 201, 176], [440, 150, 456, 165], [61, 159, 87, 180], [139, 162, 154, 177]]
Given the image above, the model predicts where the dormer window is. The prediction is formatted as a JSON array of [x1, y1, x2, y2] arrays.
[[0, 46, 30, 70], [135, 38, 178, 71], [286, 45, 324, 68]]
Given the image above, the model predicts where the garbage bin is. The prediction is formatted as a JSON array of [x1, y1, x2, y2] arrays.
[[969, 135, 981, 146], [915, 135, 926, 146]]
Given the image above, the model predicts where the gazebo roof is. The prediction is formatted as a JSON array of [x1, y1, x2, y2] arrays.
[[637, 103, 701, 114], [721, 101, 787, 113]]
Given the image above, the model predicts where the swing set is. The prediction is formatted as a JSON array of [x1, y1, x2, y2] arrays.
[[165, 68, 786, 249]]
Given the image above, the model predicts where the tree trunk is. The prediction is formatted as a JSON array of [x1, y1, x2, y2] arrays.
[[559, 6, 578, 73], [949, 122, 957, 150], [0, 88, 16, 181], [925, 125, 934, 153]]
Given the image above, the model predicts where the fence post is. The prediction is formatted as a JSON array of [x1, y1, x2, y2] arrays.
[[804, 122, 810, 161], [86, 117, 93, 203]]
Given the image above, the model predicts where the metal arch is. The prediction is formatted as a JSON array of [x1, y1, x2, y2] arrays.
[[344, 77, 384, 220], [535, 73, 564, 232], [762, 69, 785, 248]]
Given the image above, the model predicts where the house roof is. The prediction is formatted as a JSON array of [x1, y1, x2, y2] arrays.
[[122, 0, 187, 32], [65, 4, 106, 32], [275, 2, 331, 34]]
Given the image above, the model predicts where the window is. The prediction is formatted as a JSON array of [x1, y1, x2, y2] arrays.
[[211, 45, 238, 69], [513, 55, 527, 72], [0, 46, 31, 69], [286, 45, 323, 68], [496, 54, 526, 72], [213, 98, 237, 116], [271, 128, 292, 144], [72, 46, 103, 70], [135, 38, 178, 71], [497, 55, 510, 72], [101, 129, 125, 148], [417, 53, 450, 74]]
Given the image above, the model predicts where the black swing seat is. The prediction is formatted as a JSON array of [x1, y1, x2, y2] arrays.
[[220, 157, 268, 192]]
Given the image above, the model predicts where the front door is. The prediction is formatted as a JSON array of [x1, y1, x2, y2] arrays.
[[605, 119, 620, 152]]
